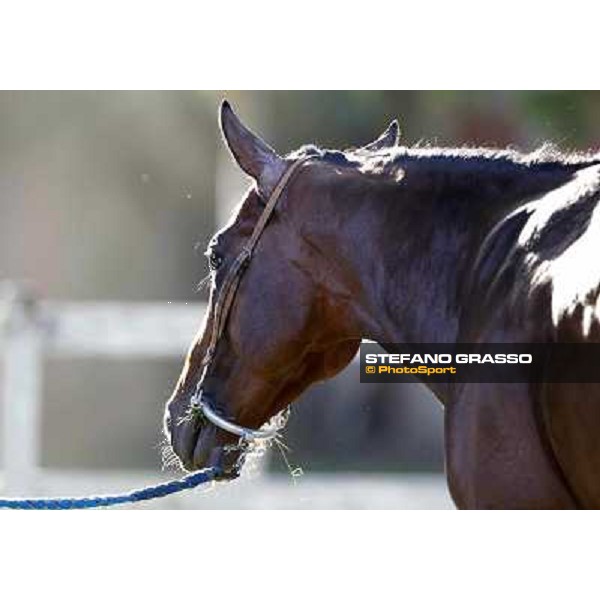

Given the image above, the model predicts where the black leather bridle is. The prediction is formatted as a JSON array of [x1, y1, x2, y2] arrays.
[[189, 157, 310, 441]]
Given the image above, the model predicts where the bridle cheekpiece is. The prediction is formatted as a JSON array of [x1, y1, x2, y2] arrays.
[[189, 157, 310, 443]]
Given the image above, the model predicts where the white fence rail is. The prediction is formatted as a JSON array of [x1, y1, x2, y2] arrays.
[[0, 283, 206, 495]]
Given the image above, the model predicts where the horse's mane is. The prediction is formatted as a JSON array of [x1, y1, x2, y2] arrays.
[[288, 142, 600, 178]]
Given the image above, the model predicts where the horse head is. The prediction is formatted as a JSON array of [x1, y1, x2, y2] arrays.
[[164, 100, 399, 477]]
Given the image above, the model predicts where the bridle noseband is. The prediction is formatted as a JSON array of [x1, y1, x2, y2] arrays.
[[189, 157, 310, 442]]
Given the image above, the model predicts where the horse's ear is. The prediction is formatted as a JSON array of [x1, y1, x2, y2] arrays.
[[361, 119, 401, 152], [219, 100, 286, 197]]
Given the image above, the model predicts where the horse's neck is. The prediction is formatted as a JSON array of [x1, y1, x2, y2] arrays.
[[364, 161, 579, 347]]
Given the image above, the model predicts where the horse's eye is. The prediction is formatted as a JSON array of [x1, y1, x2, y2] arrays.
[[208, 251, 223, 271]]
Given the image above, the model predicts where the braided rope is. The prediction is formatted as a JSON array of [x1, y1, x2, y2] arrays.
[[0, 467, 221, 509]]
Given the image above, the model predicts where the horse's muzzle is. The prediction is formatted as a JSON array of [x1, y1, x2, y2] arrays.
[[166, 398, 243, 480]]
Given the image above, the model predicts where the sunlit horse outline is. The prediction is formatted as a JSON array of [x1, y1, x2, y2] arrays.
[[166, 100, 600, 509]]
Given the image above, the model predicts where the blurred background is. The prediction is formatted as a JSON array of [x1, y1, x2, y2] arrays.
[[0, 91, 598, 508]]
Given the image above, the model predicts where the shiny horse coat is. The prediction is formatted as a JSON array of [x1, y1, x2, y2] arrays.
[[166, 101, 600, 508]]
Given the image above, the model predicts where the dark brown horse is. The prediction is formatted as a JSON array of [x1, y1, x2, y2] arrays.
[[165, 100, 600, 509]]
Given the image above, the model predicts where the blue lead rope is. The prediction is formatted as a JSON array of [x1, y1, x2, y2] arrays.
[[0, 467, 221, 509]]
